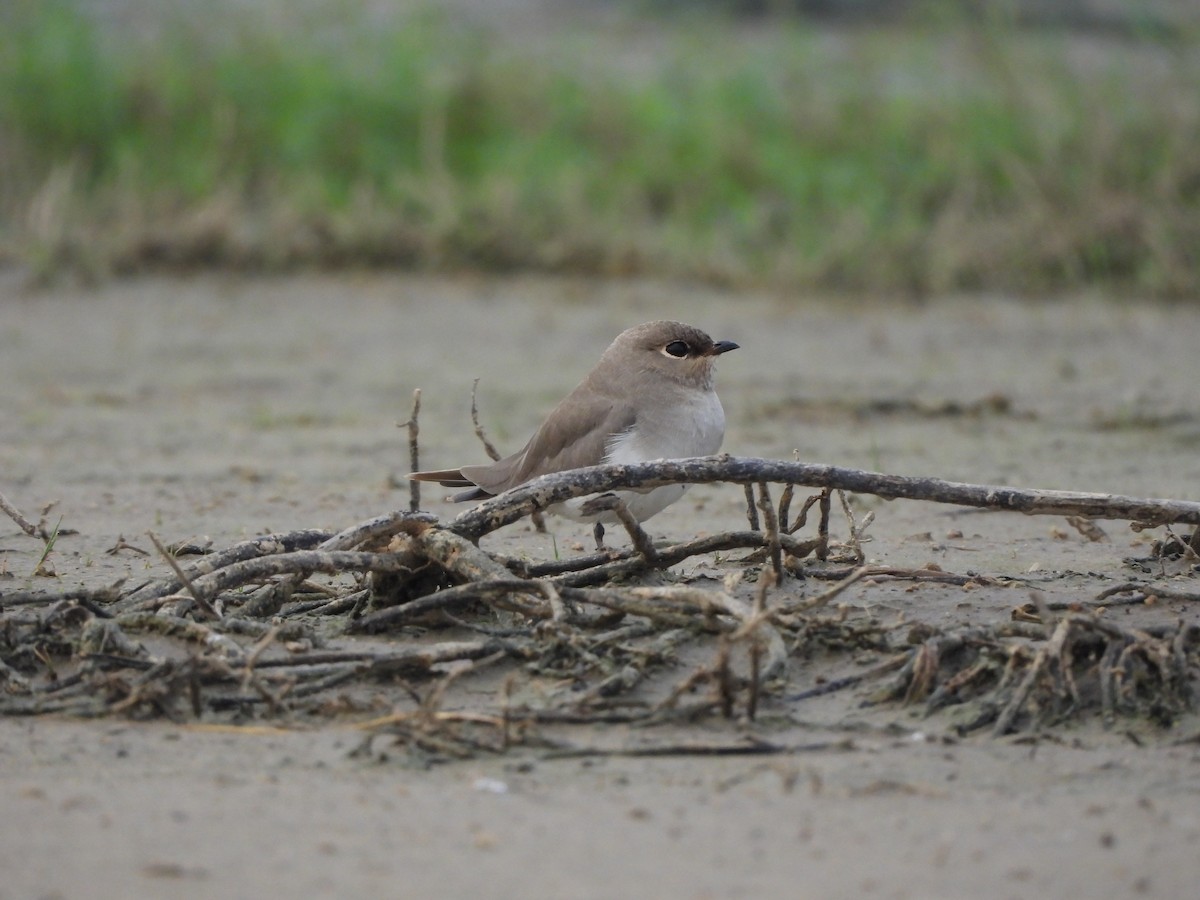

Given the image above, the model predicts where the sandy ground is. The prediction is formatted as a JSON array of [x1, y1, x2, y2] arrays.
[[2, 273, 1200, 898]]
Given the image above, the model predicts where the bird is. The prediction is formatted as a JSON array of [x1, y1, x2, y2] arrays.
[[409, 320, 739, 547]]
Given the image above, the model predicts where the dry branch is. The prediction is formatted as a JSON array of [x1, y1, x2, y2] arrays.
[[471, 378, 503, 462], [147, 531, 220, 620], [116, 515, 435, 613], [449, 456, 1200, 539], [349, 578, 551, 632], [405, 388, 422, 513], [120, 529, 332, 610], [0, 490, 54, 541], [4, 455, 1199, 742], [502, 530, 817, 582], [136, 550, 420, 612]]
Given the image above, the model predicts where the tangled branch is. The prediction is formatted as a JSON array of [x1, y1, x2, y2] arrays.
[[3, 455, 1198, 754]]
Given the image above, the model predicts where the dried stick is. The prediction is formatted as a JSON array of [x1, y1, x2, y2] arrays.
[[0, 490, 53, 540], [219, 513, 432, 619], [121, 529, 333, 609], [784, 491, 822, 535], [405, 388, 422, 513], [837, 490, 870, 564], [416, 527, 515, 582], [502, 530, 814, 579], [817, 488, 831, 561], [240, 622, 283, 691], [471, 378, 503, 461], [991, 615, 1079, 736], [579, 494, 659, 564], [798, 564, 997, 588], [148, 550, 422, 611], [472, 377, 546, 533], [147, 531, 220, 619], [756, 482, 782, 583], [0, 581, 126, 608], [782, 565, 871, 613], [786, 653, 909, 702], [542, 737, 852, 759], [777, 483, 795, 533], [119, 515, 436, 613], [548, 531, 816, 588], [746, 568, 777, 719], [448, 456, 1200, 540], [348, 578, 552, 632], [743, 485, 760, 531], [1095, 582, 1200, 604], [114, 613, 246, 658]]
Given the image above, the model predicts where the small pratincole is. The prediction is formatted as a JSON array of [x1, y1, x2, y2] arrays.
[[409, 320, 739, 546]]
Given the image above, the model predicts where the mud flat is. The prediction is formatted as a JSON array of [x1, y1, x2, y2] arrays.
[[2, 274, 1199, 898]]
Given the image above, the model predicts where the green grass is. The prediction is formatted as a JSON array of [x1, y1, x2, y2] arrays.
[[1, 1, 1198, 295]]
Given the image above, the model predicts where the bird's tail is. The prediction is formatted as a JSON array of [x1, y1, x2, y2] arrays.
[[408, 468, 491, 503], [407, 468, 474, 487]]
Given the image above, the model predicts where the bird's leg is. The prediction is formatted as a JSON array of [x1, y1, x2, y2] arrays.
[[581, 494, 659, 565]]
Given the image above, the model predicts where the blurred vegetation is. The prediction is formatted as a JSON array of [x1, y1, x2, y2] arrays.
[[0, 0, 1197, 296]]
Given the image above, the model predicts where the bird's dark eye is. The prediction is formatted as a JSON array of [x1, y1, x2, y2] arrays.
[[664, 340, 689, 358]]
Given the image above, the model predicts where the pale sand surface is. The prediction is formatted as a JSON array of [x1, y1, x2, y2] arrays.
[[2, 274, 1199, 898]]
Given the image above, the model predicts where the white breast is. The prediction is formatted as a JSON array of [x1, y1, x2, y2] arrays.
[[549, 387, 725, 525], [602, 388, 726, 465]]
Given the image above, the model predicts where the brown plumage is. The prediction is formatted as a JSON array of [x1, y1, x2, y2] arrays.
[[409, 320, 739, 520]]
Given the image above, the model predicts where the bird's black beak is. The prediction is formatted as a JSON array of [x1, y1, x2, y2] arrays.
[[711, 340, 739, 355]]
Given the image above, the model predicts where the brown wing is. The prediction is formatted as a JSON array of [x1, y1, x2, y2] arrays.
[[461, 387, 635, 495]]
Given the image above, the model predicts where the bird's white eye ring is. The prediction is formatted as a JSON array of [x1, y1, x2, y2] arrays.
[[664, 340, 689, 358]]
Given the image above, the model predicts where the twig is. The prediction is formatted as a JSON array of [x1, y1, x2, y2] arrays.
[[778, 483, 795, 533], [502, 530, 814, 580], [579, 494, 659, 564], [1096, 582, 1200, 604], [784, 566, 871, 612], [471, 378, 503, 462], [817, 489, 831, 562], [448, 456, 1200, 540], [1066, 515, 1107, 542], [7, 452, 1199, 737], [797, 565, 999, 588], [121, 529, 334, 610], [147, 531, 221, 619], [548, 531, 816, 588], [144, 549, 424, 612], [114, 613, 246, 658], [118, 516, 435, 613], [743, 485, 760, 531], [993, 623, 1061, 736], [785, 491, 823, 536], [542, 737, 853, 759], [348, 579, 551, 633], [746, 568, 776, 720], [0, 580, 126, 607], [416, 527, 515, 582], [786, 653, 909, 702], [240, 622, 283, 692], [318, 511, 437, 553], [105, 535, 149, 556], [0, 490, 53, 540], [406, 388, 422, 513], [757, 482, 782, 583], [837, 490, 870, 564], [472, 377, 545, 532]]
